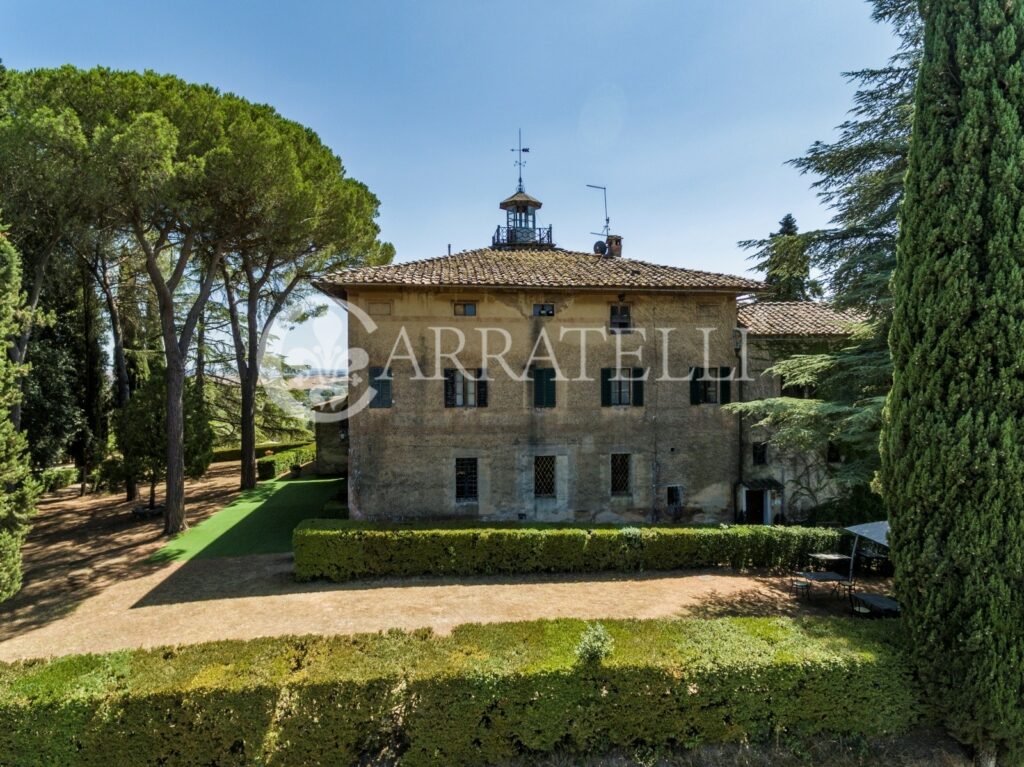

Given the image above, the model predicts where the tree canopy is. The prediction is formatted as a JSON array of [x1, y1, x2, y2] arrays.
[[881, 1, 1024, 763]]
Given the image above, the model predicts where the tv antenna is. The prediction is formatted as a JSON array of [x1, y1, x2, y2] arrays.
[[510, 129, 530, 192], [587, 184, 610, 236]]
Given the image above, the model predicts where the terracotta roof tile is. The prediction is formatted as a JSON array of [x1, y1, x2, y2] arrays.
[[318, 248, 763, 293], [738, 301, 863, 337]]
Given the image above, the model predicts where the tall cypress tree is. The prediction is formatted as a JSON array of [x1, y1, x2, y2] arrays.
[[0, 226, 39, 602], [881, 2, 1024, 764]]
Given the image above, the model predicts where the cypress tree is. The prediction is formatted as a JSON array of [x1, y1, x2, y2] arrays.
[[881, 1, 1024, 764], [0, 226, 39, 601]]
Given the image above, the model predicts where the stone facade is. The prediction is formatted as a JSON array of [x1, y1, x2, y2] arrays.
[[341, 287, 747, 523]]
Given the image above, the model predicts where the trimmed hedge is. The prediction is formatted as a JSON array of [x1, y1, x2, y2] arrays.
[[37, 466, 78, 493], [0, 617, 927, 766], [294, 522, 843, 582], [256, 444, 317, 480], [212, 441, 313, 464]]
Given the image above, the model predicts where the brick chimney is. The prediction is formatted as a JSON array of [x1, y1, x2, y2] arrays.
[[606, 234, 623, 258]]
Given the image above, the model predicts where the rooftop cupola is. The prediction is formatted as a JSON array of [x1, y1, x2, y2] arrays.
[[492, 131, 554, 249]]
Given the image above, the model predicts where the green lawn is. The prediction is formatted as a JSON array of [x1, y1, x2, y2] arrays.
[[150, 475, 345, 562]]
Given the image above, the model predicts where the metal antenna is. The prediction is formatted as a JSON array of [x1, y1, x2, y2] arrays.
[[510, 129, 530, 192], [587, 184, 610, 236]]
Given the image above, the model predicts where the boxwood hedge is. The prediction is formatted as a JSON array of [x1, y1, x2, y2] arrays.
[[0, 617, 926, 766], [256, 444, 317, 481], [293, 521, 843, 582]]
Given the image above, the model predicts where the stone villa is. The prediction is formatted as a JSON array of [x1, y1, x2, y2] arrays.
[[316, 185, 858, 524]]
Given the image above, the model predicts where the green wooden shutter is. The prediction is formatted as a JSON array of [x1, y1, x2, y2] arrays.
[[532, 367, 544, 407], [444, 369, 456, 407], [544, 368, 556, 407], [632, 367, 645, 407], [600, 368, 612, 407], [719, 366, 732, 405], [477, 368, 488, 407], [690, 367, 702, 405]]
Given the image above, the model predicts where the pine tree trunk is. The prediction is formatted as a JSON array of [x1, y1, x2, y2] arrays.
[[148, 478, 156, 510], [163, 359, 187, 534], [240, 374, 258, 491]]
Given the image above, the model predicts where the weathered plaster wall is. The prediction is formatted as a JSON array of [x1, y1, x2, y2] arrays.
[[741, 335, 842, 522], [345, 287, 743, 523]]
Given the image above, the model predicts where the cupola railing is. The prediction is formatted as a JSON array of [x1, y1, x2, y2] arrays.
[[492, 225, 554, 248]]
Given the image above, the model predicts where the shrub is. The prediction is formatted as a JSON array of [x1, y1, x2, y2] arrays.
[[293, 521, 843, 582], [212, 441, 313, 464], [575, 622, 614, 665], [256, 444, 316, 481], [37, 466, 78, 493], [0, 618, 930, 766]]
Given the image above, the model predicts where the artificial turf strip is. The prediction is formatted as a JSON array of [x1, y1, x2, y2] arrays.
[[150, 476, 345, 562]]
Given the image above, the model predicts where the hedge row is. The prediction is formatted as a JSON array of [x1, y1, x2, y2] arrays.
[[256, 444, 317, 480], [0, 617, 927, 766], [293, 522, 843, 582], [37, 466, 78, 493], [212, 441, 313, 464]]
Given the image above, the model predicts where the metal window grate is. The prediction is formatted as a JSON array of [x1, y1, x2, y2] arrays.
[[534, 455, 556, 498], [611, 453, 631, 495], [455, 457, 478, 501]]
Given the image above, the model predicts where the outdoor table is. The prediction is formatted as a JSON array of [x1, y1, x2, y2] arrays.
[[851, 592, 901, 618], [796, 571, 854, 598], [808, 552, 852, 574]]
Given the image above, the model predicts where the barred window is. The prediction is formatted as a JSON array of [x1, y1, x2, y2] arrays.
[[611, 453, 631, 496], [455, 457, 478, 501], [533, 303, 555, 317], [454, 301, 477, 317], [534, 455, 556, 498]]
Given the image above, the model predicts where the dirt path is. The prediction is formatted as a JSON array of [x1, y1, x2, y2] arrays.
[[0, 462, 244, 642], [0, 553, 874, 661]]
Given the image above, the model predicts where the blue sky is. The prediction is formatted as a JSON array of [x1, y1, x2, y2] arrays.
[[2, 0, 899, 280]]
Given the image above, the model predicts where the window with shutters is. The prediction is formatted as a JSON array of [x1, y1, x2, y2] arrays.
[[454, 301, 477, 317], [534, 455, 556, 498], [752, 442, 768, 465], [455, 457, 478, 501], [689, 367, 732, 406], [611, 453, 631, 496], [444, 369, 488, 408], [609, 303, 632, 332], [532, 367, 556, 408], [369, 366, 392, 408], [533, 303, 555, 317], [601, 368, 645, 407]]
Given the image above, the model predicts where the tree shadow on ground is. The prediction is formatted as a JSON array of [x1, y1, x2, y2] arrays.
[[0, 463, 245, 642]]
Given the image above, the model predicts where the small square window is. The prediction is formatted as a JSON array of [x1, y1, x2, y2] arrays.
[[610, 303, 632, 332], [533, 303, 555, 317], [367, 301, 392, 316], [752, 442, 768, 465], [698, 303, 718, 321], [534, 455, 556, 498], [454, 302, 477, 317], [611, 453, 631, 496], [455, 457, 478, 501]]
